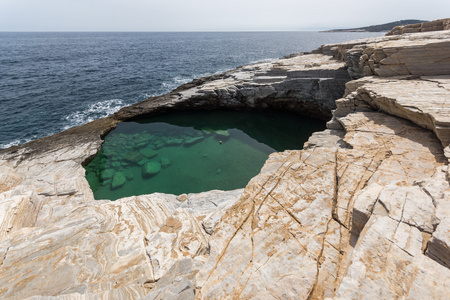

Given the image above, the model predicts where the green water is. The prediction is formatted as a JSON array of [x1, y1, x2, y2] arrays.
[[85, 110, 325, 200]]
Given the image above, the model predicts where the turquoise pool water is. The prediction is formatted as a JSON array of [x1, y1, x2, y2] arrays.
[[85, 110, 325, 200]]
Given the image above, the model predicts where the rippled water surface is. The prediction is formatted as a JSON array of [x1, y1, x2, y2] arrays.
[[85, 110, 326, 200], [0, 31, 384, 148]]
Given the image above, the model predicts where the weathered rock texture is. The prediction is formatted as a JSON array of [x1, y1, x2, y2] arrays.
[[115, 53, 350, 121], [387, 18, 450, 36], [195, 71, 450, 299], [316, 29, 450, 78], [0, 21, 449, 299]]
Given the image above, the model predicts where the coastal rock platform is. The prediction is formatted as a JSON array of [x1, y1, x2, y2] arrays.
[[0, 20, 449, 299]]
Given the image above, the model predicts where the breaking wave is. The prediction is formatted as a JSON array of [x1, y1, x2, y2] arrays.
[[63, 99, 124, 130], [0, 138, 33, 149]]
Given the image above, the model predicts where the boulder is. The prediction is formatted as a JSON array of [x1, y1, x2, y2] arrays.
[[160, 158, 172, 168], [140, 148, 158, 159], [124, 151, 144, 163], [142, 162, 161, 177], [100, 169, 115, 181], [111, 172, 126, 189], [124, 171, 134, 181]]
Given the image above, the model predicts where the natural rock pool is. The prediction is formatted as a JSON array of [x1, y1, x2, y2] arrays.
[[85, 110, 326, 200]]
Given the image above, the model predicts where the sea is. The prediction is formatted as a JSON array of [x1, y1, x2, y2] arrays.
[[0, 31, 383, 149]]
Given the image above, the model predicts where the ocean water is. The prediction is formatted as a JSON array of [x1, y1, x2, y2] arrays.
[[85, 110, 326, 200], [0, 31, 384, 149]]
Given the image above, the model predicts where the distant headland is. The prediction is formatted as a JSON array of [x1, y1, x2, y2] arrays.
[[323, 19, 427, 32]]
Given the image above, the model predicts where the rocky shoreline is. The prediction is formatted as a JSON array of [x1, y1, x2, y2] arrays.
[[0, 20, 449, 299]]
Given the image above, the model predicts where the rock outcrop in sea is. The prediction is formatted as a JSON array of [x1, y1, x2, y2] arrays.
[[0, 19, 449, 299]]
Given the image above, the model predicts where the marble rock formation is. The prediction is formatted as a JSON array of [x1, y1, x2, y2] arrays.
[[387, 18, 450, 36], [0, 20, 449, 299], [315, 29, 450, 78], [195, 74, 450, 300]]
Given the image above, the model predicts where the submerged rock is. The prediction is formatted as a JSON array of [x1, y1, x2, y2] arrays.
[[134, 135, 152, 148], [184, 136, 204, 146], [100, 169, 115, 181], [142, 161, 162, 177], [111, 172, 126, 189], [166, 138, 184, 146], [137, 158, 149, 166], [124, 151, 144, 163], [214, 130, 230, 139], [140, 148, 158, 159], [135, 142, 147, 148], [153, 142, 165, 149], [214, 130, 230, 143], [111, 162, 121, 169], [124, 171, 134, 181], [160, 158, 172, 168], [101, 179, 112, 186]]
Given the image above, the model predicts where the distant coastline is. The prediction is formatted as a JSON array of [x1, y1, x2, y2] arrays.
[[322, 19, 427, 32]]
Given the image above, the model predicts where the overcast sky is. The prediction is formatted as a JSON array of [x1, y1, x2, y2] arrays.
[[0, 0, 448, 31]]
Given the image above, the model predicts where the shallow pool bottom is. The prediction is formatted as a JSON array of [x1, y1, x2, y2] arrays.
[[85, 110, 326, 200]]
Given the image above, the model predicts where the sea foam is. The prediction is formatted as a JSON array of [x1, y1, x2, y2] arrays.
[[63, 99, 124, 130]]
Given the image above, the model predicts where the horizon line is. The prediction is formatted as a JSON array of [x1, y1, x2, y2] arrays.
[[0, 29, 345, 33], [0, 29, 385, 33]]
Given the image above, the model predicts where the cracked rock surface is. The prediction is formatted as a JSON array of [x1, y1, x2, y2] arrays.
[[196, 85, 449, 299], [0, 24, 449, 299]]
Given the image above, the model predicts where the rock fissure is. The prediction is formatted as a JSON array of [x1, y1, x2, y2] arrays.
[[202, 205, 254, 284], [269, 195, 303, 228], [0, 246, 10, 267], [386, 236, 415, 257], [144, 237, 157, 283], [307, 216, 334, 300], [256, 160, 296, 216], [286, 228, 309, 253]]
